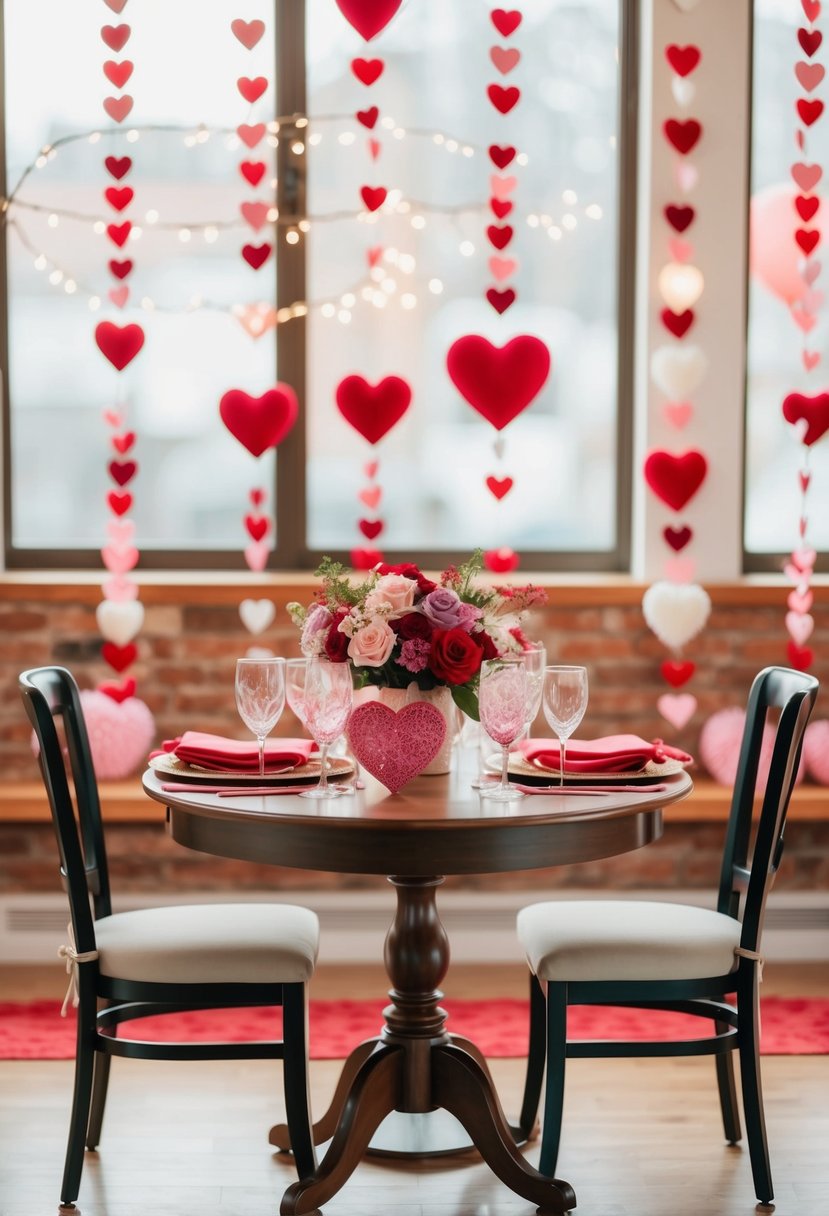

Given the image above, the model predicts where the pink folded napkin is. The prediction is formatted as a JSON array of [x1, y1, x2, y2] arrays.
[[517, 734, 693, 775], [169, 732, 315, 773]]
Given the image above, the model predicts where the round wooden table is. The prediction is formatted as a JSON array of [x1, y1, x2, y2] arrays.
[[144, 758, 691, 1215]]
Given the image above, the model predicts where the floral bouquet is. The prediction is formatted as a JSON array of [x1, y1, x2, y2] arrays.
[[287, 551, 546, 720]]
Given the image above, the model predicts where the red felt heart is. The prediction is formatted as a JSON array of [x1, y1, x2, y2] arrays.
[[491, 8, 522, 37], [787, 640, 815, 670], [347, 701, 446, 794], [797, 98, 824, 126], [663, 524, 693, 552], [488, 84, 520, 114], [486, 287, 516, 314], [107, 491, 133, 516], [242, 243, 272, 270], [351, 57, 384, 85], [351, 547, 384, 570], [796, 195, 820, 222], [660, 308, 695, 338], [484, 547, 519, 573], [489, 144, 516, 169], [105, 186, 133, 212], [446, 335, 551, 431], [782, 391, 829, 445], [250, 487, 266, 507], [798, 27, 822, 57], [356, 106, 379, 129], [108, 258, 133, 280], [486, 224, 513, 250], [486, 475, 513, 500], [99, 677, 137, 704], [101, 642, 138, 673], [661, 660, 696, 688], [490, 198, 513, 219], [802, 0, 821, 21], [101, 23, 130, 52], [359, 518, 384, 540], [244, 514, 270, 542], [103, 0, 129, 12], [336, 375, 412, 443], [643, 450, 708, 511], [103, 59, 133, 88], [663, 119, 702, 155], [104, 155, 132, 180], [664, 204, 695, 233], [335, 0, 403, 40], [95, 321, 145, 371], [112, 432, 135, 455], [796, 228, 820, 255], [240, 160, 266, 187], [237, 76, 268, 103], [665, 44, 701, 77], [107, 222, 131, 247], [108, 459, 137, 486], [360, 185, 387, 211], [219, 386, 299, 456], [231, 18, 265, 49]]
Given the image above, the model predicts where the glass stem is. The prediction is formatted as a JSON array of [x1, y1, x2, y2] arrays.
[[258, 736, 265, 779], [318, 743, 329, 792], [500, 743, 510, 791], [559, 736, 566, 787]]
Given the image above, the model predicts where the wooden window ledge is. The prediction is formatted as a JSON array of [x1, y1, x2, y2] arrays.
[[2, 778, 827, 824]]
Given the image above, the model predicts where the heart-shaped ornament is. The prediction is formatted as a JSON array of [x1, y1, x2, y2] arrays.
[[335, 0, 403, 40], [485, 475, 513, 500], [96, 599, 144, 646], [675, 162, 699, 193], [359, 485, 382, 509], [77, 690, 154, 779], [351, 547, 384, 569], [785, 611, 815, 646], [103, 576, 138, 602], [244, 542, 270, 572], [107, 491, 133, 517], [484, 547, 519, 573], [98, 678, 136, 704], [490, 46, 521, 75], [106, 518, 135, 544], [240, 200, 271, 231], [663, 119, 702, 155], [238, 122, 266, 149], [487, 287, 516, 314], [351, 57, 384, 85], [671, 76, 696, 107], [788, 587, 814, 613], [490, 173, 518, 199], [242, 243, 272, 270], [644, 449, 708, 512], [336, 375, 412, 443], [234, 301, 278, 339], [231, 18, 265, 49], [665, 556, 696, 583], [663, 524, 692, 552], [347, 702, 446, 794], [95, 321, 145, 371], [782, 391, 829, 445], [244, 514, 270, 542], [101, 544, 139, 575], [447, 335, 551, 430], [489, 255, 518, 281], [787, 641, 815, 671], [642, 581, 711, 650], [658, 261, 704, 310], [660, 659, 696, 688], [101, 641, 138, 673], [488, 84, 520, 114], [359, 518, 383, 540], [239, 598, 276, 635], [657, 693, 698, 731], [219, 385, 299, 456], [650, 344, 708, 398], [664, 401, 693, 429]]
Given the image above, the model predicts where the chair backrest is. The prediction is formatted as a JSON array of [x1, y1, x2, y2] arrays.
[[19, 666, 112, 955], [717, 665, 819, 953]]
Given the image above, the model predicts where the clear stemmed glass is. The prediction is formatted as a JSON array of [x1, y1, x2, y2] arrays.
[[542, 665, 589, 787], [299, 658, 354, 799], [234, 657, 286, 778], [519, 643, 547, 738], [478, 659, 530, 802], [285, 657, 310, 730]]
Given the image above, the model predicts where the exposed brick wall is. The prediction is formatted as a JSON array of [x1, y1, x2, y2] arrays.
[[2, 578, 827, 896]]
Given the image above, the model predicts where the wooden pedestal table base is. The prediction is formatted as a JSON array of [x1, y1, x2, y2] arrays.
[[270, 876, 576, 1216]]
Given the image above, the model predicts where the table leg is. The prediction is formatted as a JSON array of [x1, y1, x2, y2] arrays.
[[270, 1039, 378, 1151]]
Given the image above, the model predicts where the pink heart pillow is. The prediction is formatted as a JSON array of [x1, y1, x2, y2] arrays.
[[698, 707, 804, 789]]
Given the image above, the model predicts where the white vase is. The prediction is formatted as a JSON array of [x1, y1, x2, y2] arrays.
[[376, 683, 458, 775]]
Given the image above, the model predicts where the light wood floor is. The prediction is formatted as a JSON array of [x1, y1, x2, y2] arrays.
[[1, 964, 827, 1216]]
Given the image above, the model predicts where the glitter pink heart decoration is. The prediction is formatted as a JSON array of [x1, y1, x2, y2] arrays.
[[347, 701, 447, 794]]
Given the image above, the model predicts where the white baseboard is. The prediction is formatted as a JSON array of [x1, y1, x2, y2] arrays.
[[2, 889, 828, 967]]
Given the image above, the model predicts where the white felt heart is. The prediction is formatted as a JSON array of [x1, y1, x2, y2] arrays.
[[785, 611, 814, 646], [650, 345, 708, 399], [671, 77, 696, 107], [347, 701, 447, 794], [657, 262, 704, 311], [96, 599, 144, 646], [642, 580, 711, 650], [656, 693, 697, 731], [239, 598, 276, 635]]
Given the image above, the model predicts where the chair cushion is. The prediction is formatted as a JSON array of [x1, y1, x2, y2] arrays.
[[94, 903, 319, 985], [516, 900, 742, 982]]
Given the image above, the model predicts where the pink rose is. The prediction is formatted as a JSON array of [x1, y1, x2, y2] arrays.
[[301, 603, 333, 655], [347, 621, 396, 668], [365, 573, 417, 613]]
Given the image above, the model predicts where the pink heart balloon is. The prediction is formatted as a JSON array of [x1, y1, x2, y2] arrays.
[[244, 541, 270, 572], [490, 174, 518, 199], [347, 701, 447, 794], [657, 693, 697, 731], [489, 255, 517, 281], [101, 544, 139, 574], [785, 611, 815, 645], [102, 577, 139, 602], [663, 401, 693, 429]]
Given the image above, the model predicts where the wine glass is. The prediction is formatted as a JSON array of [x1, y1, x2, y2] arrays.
[[519, 643, 547, 738], [542, 666, 589, 786], [234, 657, 286, 778], [299, 658, 354, 799], [285, 657, 310, 729], [478, 659, 530, 801]]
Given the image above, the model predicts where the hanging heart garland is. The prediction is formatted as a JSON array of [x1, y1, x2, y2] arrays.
[[643, 449, 708, 512], [335, 375, 412, 443], [485, 14, 523, 316]]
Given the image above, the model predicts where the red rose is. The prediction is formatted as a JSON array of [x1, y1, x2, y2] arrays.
[[324, 612, 350, 662], [475, 630, 500, 660], [428, 627, 483, 685], [393, 612, 434, 641], [376, 562, 437, 594]]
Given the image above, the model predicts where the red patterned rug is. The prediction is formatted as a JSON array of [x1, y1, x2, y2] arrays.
[[1, 997, 827, 1059]]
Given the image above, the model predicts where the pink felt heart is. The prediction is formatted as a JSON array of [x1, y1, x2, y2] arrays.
[[237, 122, 266, 148], [244, 541, 270, 572], [359, 485, 382, 509], [231, 18, 265, 49], [783, 562, 811, 584], [490, 174, 518, 199], [347, 701, 447, 794], [489, 255, 517, 281], [106, 519, 135, 545], [699, 709, 779, 788], [240, 201, 271, 232], [799, 516, 809, 537], [791, 307, 818, 333], [793, 546, 818, 570], [101, 544, 139, 574], [235, 302, 278, 339], [103, 95, 133, 123], [368, 137, 381, 160], [664, 556, 696, 583], [102, 576, 138, 602], [803, 350, 821, 371], [802, 261, 821, 289], [663, 401, 693, 429], [656, 693, 697, 731], [103, 0, 129, 12], [788, 587, 814, 613], [800, 470, 812, 492], [796, 60, 825, 91], [792, 162, 823, 192], [103, 409, 124, 428], [366, 245, 383, 269], [674, 162, 699, 193], [108, 285, 129, 309], [490, 46, 520, 74], [667, 237, 694, 262], [364, 460, 379, 478], [786, 611, 815, 645]]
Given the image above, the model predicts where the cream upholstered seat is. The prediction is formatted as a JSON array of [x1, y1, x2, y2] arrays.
[[514, 666, 818, 1209], [517, 899, 742, 983], [19, 665, 321, 1214], [94, 903, 319, 985]]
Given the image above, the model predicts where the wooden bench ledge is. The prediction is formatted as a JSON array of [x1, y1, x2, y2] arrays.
[[2, 778, 827, 824]]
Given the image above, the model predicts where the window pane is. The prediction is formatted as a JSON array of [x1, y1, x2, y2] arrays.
[[746, 0, 829, 558], [305, 0, 622, 559], [4, 0, 277, 554]]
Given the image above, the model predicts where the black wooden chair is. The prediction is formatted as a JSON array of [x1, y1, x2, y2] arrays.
[[515, 665, 819, 1205], [20, 665, 319, 1212]]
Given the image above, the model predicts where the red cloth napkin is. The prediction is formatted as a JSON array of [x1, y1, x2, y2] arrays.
[[170, 732, 315, 773], [517, 734, 693, 774]]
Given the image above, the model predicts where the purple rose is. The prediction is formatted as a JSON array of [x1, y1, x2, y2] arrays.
[[421, 588, 462, 629]]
